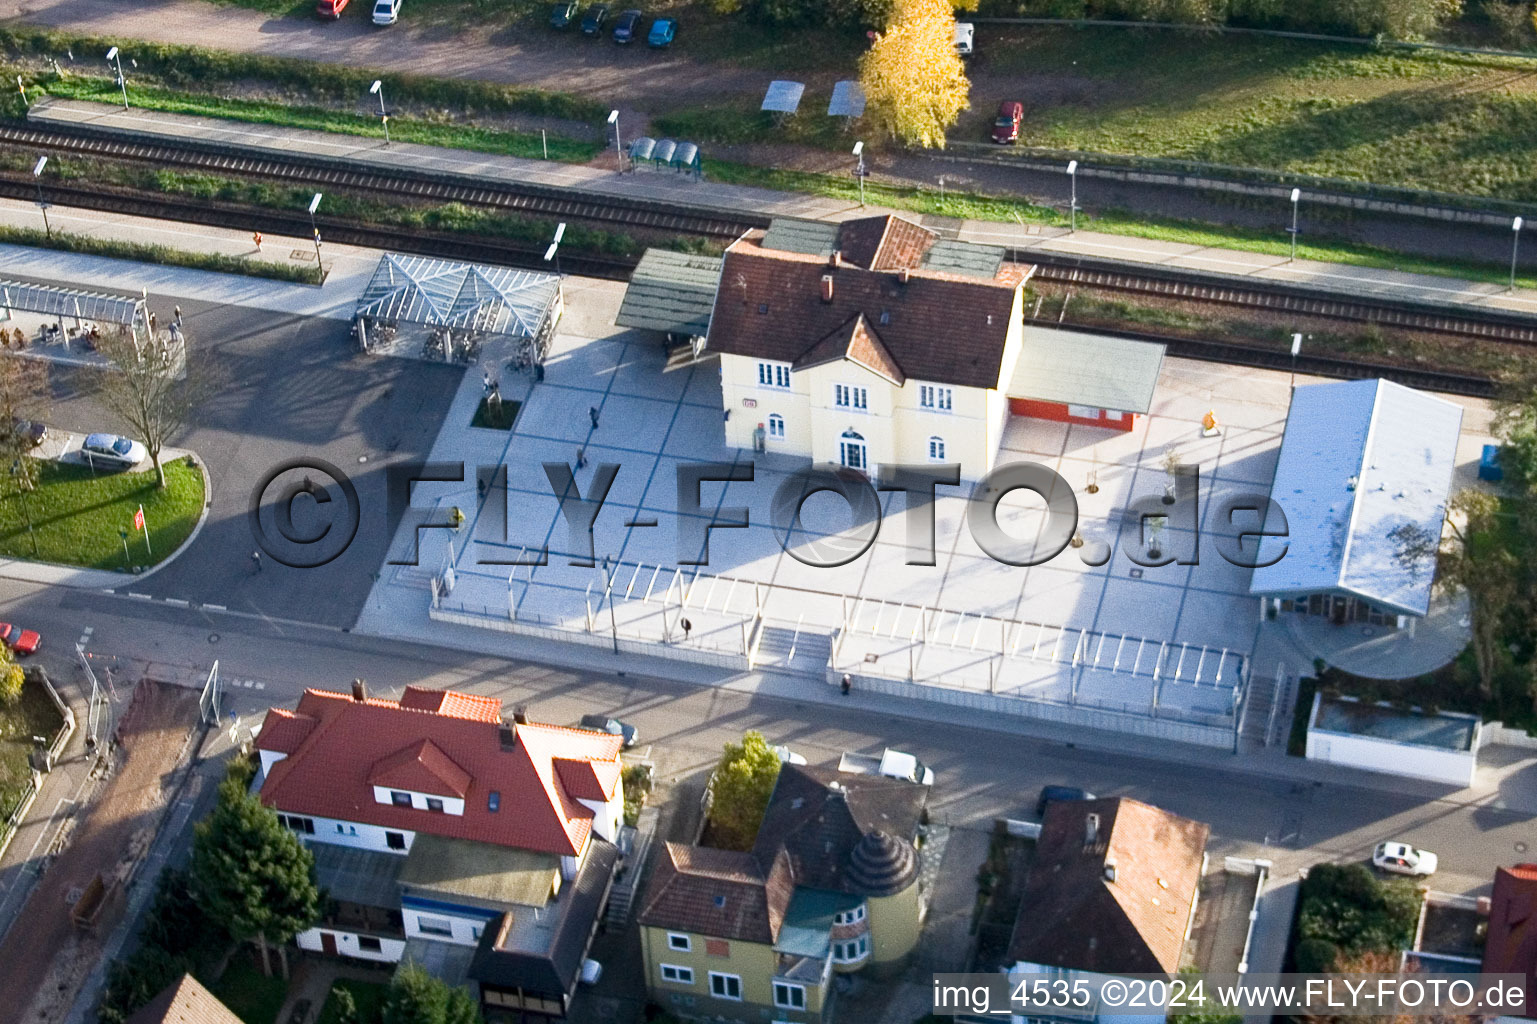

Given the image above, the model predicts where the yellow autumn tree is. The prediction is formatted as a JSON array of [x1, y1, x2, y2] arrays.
[[859, 0, 970, 149]]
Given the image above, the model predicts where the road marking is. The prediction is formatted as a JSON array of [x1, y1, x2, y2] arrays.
[[127, 593, 152, 600], [203, 604, 227, 612], [164, 599, 190, 608]]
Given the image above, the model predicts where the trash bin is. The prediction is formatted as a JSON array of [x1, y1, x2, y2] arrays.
[[1480, 444, 1503, 482]]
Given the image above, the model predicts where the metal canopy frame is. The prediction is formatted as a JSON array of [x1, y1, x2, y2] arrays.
[[354, 253, 560, 339], [0, 278, 148, 334]]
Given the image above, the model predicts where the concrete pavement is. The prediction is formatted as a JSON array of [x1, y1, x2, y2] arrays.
[[29, 98, 1537, 318]]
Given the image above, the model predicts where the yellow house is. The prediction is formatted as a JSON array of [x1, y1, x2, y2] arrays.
[[704, 215, 1035, 481], [637, 764, 930, 1023]]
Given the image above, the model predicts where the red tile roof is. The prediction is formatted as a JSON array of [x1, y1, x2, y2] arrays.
[[256, 708, 315, 754], [399, 685, 502, 722], [637, 842, 795, 944], [255, 688, 623, 857], [792, 313, 905, 386], [836, 215, 939, 271], [554, 757, 622, 802], [707, 231, 1026, 391], [368, 739, 473, 798], [126, 974, 242, 1024], [1007, 797, 1209, 975], [1484, 864, 1537, 1004]]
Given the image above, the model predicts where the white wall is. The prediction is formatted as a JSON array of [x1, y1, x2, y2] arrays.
[[370, 785, 466, 816], [291, 814, 417, 854], [1306, 730, 1476, 786], [296, 927, 407, 963], [402, 905, 492, 947], [258, 750, 287, 777], [578, 787, 624, 844]]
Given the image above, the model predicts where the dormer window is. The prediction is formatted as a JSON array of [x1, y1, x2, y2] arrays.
[[390, 791, 412, 807], [426, 798, 445, 813]]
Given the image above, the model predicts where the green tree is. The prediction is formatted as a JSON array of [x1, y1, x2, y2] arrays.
[[139, 866, 228, 958], [1296, 863, 1420, 958], [706, 730, 784, 851], [0, 655, 21, 706], [860, 0, 970, 148], [330, 986, 360, 1024], [97, 948, 193, 1024], [188, 776, 320, 978], [382, 964, 480, 1024]]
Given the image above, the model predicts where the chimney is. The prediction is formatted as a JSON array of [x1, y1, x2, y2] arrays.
[[513, 704, 528, 724], [828, 249, 841, 269], [1085, 812, 1099, 844], [1104, 859, 1117, 883], [899, 266, 910, 284], [820, 274, 835, 303], [351, 678, 368, 703], [499, 721, 518, 751]]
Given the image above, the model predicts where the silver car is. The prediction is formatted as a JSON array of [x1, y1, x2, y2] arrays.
[[80, 433, 147, 470]]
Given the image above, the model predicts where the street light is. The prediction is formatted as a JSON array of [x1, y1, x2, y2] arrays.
[[1287, 187, 1301, 263], [543, 221, 566, 278], [31, 156, 50, 239], [1066, 160, 1079, 234], [308, 192, 324, 282], [1511, 216, 1525, 293], [104, 46, 128, 110], [607, 109, 621, 172], [370, 80, 389, 145], [852, 141, 866, 208]]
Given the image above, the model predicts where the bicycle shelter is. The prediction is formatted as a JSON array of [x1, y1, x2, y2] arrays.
[[353, 253, 563, 366]]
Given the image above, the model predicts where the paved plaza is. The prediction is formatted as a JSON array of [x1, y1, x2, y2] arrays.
[[359, 278, 1493, 741]]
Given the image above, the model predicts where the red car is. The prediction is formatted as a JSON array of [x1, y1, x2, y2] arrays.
[[316, 0, 349, 17], [0, 623, 40, 656], [991, 100, 1023, 144]]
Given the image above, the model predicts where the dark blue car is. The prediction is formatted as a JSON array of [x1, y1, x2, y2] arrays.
[[611, 9, 641, 42]]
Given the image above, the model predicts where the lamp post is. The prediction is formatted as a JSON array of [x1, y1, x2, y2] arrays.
[[308, 192, 324, 283], [852, 141, 866, 208], [1287, 187, 1301, 263], [370, 80, 389, 145], [1066, 160, 1078, 234], [607, 109, 621, 172], [1511, 216, 1525, 293], [104, 46, 128, 110], [544, 222, 566, 306], [31, 156, 50, 239]]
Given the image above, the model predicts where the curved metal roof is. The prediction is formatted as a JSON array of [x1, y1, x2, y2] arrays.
[[0, 278, 145, 327]]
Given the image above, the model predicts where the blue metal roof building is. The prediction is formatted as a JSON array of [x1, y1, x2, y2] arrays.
[[1249, 378, 1463, 619]]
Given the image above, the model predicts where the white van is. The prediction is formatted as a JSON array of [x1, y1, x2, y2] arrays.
[[372, 0, 401, 24], [953, 22, 974, 57]]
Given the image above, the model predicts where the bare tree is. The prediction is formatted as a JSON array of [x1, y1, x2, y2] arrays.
[[0, 357, 51, 556], [1435, 489, 1519, 701], [88, 327, 210, 489]]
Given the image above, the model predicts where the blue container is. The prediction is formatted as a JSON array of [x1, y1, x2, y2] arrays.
[[1479, 444, 1503, 482]]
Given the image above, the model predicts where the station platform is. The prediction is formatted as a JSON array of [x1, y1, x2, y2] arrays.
[[25, 98, 1537, 318]]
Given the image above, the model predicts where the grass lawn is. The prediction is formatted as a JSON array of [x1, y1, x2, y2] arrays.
[[0, 457, 205, 570], [470, 396, 521, 430], [317, 978, 390, 1024], [35, 76, 600, 163], [210, 956, 289, 1024], [0, 675, 66, 821]]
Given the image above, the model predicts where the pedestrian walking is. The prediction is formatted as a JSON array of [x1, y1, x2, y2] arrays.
[[173, 305, 182, 324], [576, 448, 588, 469], [535, 363, 545, 382], [589, 406, 600, 429], [483, 370, 493, 392], [840, 673, 852, 696], [250, 550, 263, 573], [252, 231, 263, 252]]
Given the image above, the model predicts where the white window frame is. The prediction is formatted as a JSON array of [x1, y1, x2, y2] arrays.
[[773, 982, 807, 1010], [757, 362, 791, 389], [928, 436, 945, 462], [1067, 404, 1101, 419], [919, 384, 953, 411], [667, 933, 692, 952], [415, 914, 454, 938], [709, 972, 744, 1001], [834, 904, 866, 925], [660, 964, 695, 985], [833, 383, 868, 410], [766, 413, 785, 440]]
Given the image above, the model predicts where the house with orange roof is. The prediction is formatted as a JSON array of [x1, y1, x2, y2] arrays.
[[253, 681, 627, 1020]]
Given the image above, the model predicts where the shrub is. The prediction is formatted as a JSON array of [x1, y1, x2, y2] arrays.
[[1294, 936, 1342, 972], [0, 661, 21, 706]]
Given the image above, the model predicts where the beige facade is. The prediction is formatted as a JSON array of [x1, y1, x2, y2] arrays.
[[640, 925, 830, 1024], [866, 883, 922, 976], [719, 288, 1026, 481]]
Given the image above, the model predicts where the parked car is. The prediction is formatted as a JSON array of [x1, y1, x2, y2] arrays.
[[647, 16, 676, 47], [1036, 785, 1096, 817], [372, 0, 401, 25], [7, 418, 45, 448], [315, 0, 349, 18], [580, 4, 609, 35], [992, 100, 1023, 144], [838, 748, 933, 785], [1373, 840, 1438, 877], [579, 713, 638, 748], [0, 623, 40, 656], [579, 959, 603, 985], [611, 9, 641, 42], [80, 433, 146, 470], [549, 0, 578, 27], [953, 21, 974, 56], [771, 744, 807, 765]]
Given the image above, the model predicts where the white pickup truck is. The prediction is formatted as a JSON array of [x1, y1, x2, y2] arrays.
[[838, 748, 934, 786]]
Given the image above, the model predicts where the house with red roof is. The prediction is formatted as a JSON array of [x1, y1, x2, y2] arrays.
[[1484, 864, 1537, 1016], [254, 681, 627, 1020]]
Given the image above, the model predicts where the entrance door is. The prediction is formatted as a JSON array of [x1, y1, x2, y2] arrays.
[[320, 932, 338, 956], [839, 430, 867, 472]]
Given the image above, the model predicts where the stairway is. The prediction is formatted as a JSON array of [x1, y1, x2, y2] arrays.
[[754, 625, 833, 674]]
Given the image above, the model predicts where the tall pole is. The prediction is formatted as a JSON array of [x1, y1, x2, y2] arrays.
[[106, 47, 128, 110], [608, 110, 621, 172], [308, 192, 324, 283], [371, 80, 389, 145], [1067, 160, 1078, 234], [1288, 188, 1301, 263], [1511, 216, 1524, 293], [603, 555, 619, 654], [853, 141, 865, 208], [31, 155, 49, 239]]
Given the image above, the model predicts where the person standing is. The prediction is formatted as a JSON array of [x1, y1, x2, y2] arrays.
[[589, 406, 600, 429], [250, 550, 263, 573], [253, 231, 263, 252], [840, 673, 852, 696]]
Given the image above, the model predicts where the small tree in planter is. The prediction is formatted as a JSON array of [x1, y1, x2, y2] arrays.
[[1160, 444, 1183, 505]]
